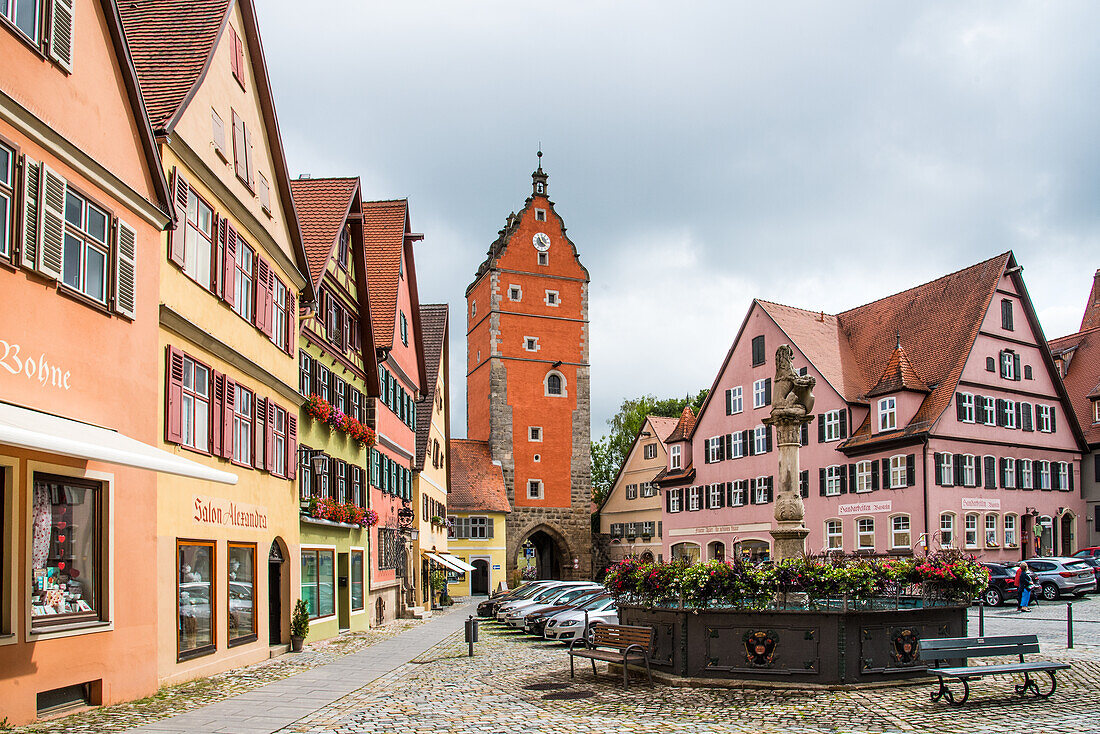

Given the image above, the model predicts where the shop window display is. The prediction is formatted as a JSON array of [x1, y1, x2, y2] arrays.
[[30, 476, 99, 629], [351, 550, 364, 611], [178, 541, 215, 658], [301, 549, 335, 619], [227, 543, 256, 645]]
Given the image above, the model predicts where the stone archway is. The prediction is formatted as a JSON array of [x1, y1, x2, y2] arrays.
[[510, 523, 575, 581]]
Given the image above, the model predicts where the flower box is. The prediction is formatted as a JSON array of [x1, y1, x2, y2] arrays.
[[305, 394, 376, 448]]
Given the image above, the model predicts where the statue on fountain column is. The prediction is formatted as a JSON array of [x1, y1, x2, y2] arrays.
[[771, 344, 815, 419]]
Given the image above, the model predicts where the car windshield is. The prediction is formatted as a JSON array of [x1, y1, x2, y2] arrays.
[[555, 588, 598, 604], [514, 584, 551, 600], [534, 586, 570, 602], [578, 594, 612, 610]]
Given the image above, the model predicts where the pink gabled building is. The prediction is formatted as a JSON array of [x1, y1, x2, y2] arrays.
[[659, 252, 1088, 563]]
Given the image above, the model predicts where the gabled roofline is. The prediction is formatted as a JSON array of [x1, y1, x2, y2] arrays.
[[101, 0, 172, 224], [401, 205, 430, 393], [687, 303, 755, 442], [597, 415, 661, 514]]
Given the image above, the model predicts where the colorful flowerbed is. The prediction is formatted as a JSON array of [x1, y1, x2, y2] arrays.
[[604, 551, 988, 609], [305, 394, 376, 448], [305, 496, 377, 527]]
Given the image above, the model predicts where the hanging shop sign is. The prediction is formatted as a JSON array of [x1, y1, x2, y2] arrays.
[[1, 338, 72, 390]]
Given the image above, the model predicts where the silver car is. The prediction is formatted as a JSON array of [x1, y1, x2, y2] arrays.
[[502, 585, 602, 628], [495, 582, 595, 621], [1024, 557, 1097, 600], [544, 595, 618, 642]]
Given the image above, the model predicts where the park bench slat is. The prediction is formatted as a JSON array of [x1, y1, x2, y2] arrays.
[[916, 634, 1069, 706], [568, 624, 655, 690]]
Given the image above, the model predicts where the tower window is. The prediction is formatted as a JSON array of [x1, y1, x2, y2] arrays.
[[527, 480, 544, 499], [471, 301, 476, 317], [524, 336, 539, 352], [529, 426, 542, 441], [536, 183, 544, 194], [533, 454, 541, 463], [545, 371, 566, 396], [545, 290, 559, 307], [538, 252, 548, 266], [509, 285, 522, 301], [535, 209, 546, 222]]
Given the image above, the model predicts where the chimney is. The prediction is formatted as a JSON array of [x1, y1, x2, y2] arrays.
[[1081, 269, 1100, 331]]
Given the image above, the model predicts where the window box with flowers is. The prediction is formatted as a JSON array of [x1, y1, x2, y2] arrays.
[[305, 496, 378, 528], [430, 515, 445, 527], [305, 395, 376, 448]]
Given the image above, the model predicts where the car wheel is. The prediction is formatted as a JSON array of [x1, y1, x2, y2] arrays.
[[983, 588, 1002, 607], [1041, 583, 1059, 601], [585, 622, 602, 645]]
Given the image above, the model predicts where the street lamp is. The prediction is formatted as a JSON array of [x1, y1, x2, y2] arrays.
[[297, 447, 328, 475], [397, 501, 415, 535]]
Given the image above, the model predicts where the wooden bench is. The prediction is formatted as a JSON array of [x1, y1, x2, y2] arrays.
[[568, 623, 654, 689], [917, 634, 1070, 705]]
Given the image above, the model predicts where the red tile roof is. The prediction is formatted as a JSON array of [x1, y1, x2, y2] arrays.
[[415, 304, 448, 470], [865, 340, 930, 398], [362, 199, 409, 351], [118, 0, 231, 132], [1049, 325, 1100, 447], [1080, 270, 1100, 331], [648, 415, 679, 443], [289, 177, 358, 289], [448, 439, 511, 513], [666, 406, 696, 443]]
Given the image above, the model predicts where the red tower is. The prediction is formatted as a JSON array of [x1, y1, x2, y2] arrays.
[[466, 156, 592, 579]]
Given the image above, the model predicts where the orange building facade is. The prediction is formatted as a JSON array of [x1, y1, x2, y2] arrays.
[[465, 160, 592, 581]]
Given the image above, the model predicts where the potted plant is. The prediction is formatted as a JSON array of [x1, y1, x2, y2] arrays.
[[430, 515, 444, 526], [290, 598, 309, 652], [429, 567, 448, 608]]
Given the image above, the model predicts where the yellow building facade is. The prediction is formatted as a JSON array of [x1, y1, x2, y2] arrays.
[[446, 439, 512, 596]]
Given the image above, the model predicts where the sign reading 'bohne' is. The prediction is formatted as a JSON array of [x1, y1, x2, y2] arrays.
[[193, 495, 268, 529]]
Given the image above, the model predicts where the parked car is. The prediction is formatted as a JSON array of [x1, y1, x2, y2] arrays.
[[526, 593, 611, 636], [979, 562, 1021, 607], [477, 581, 554, 617], [502, 584, 601, 628], [1024, 557, 1098, 600], [1075, 556, 1100, 590], [544, 595, 619, 642], [1073, 547, 1100, 560], [492, 581, 580, 620], [496, 582, 600, 621], [514, 588, 608, 632]]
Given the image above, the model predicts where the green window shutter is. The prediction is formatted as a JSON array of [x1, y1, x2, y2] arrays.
[[38, 164, 67, 280], [49, 0, 76, 73], [113, 218, 138, 319]]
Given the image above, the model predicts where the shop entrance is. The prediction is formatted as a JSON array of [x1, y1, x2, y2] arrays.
[[1060, 513, 1076, 557], [421, 558, 431, 605], [268, 540, 284, 645], [471, 559, 490, 595], [337, 552, 350, 631]]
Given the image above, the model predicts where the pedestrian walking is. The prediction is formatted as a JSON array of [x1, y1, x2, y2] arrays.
[[1014, 562, 1033, 612]]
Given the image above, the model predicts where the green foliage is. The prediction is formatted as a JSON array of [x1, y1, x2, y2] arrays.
[[291, 598, 310, 639], [591, 390, 708, 504], [430, 567, 448, 592]]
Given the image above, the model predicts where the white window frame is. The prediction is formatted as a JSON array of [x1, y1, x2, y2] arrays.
[[754, 477, 769, 504], [625, 483, 638, 500], [1058, 462, 1069, 490], [1004, 399, 1017, 429], [730, 432, 744, 459], [1004, 514, 1018, 547], [890, 454, 906, 489], [982, 396, 996, 425], [825, 465, 842, 496], [534, 208, 547, 222], [964, 513, 979, 548], [891, 514, 911, 549], [471, 301, 476, 317], [537, 251, 548, 266], [708, 484, 723, 508], [985, 513, 999, 547], [855, 461, 872, 493], [1003, 457, 1016, 488], [729, 386, 743, 414], [753, 379, 766, 409], [962, 454, 976, 487], [1001, 351, 1016, 380], [181, 356, 211, 451], [878, 397, 897, 431], [524, 336, 539, 352], [940, 452, 954, 487], [643, 443, 657, 460], [1037, 405, 1052, 433], [544, 290, 559, 307], [754, 425, 767, 454], [1038, 460, 1051, 490], [825, 519, 843, 551], [669, 489, 681, 513], [958, 392, 975, 423], [688, 487, 702, 511], [824, 410, 841, 441], [1094, 400, 1100, 423], [1021, 459, 1033, 489], [527, 479, 544, 500], [707, 437, 721, 463], [641, 482, 657, 498], [940, 513, 955, 548], [857, 517, 875, 550], [509, 284, 522, 301], [670, 445, 681, 470], [544, 370, 567, 397], [529, 426, 542, 442], [730, 482, 745, 506]]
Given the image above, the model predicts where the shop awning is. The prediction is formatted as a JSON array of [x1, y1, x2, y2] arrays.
[[425, 552, 476, 573], [0, 402, 238, 484]]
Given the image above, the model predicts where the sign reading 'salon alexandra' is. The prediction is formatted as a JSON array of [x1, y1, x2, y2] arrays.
[[193, 495, 268, 529]]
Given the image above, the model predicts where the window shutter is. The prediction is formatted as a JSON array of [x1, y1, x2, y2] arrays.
[[165, 346, 185, 443], [839, 410, 848, 438], [881, 458, 890, 488], [244, 121, 254, 188], [952, 454, 962, 486], [1013, 353, 1021, 381], [819, 468, 826, 496], [222, 378, 236, 459], [956, 394, 965, 421], [848, 464, 856, 494], [1069, 464, 1074, 491], [1052, 465, 1060, 491], [48, 0, 76, 73], [933, 453, 943, 485], [717, 437, 725, 461], [871, 461, 880, 491], [287, 414, 297, 480], [1050, 408, 1056, 434], [800, 470, 808, 498], [1015, 402, 1022, 429], [221, 221, 237, 306], [765, 425, 773, 452], [37, 164, 66, 280], [818, 415, 826, 443], [906, 455, 915, 486], [725, 389, 732, 415], [703, 441, 711, 465], [800, 422, 808, 446], [665, 488, 673, 512], [254, 257, 271, 334], [1016, 460, 1024, 489], [764, 378, 772, 405], [724, 482, 733, 506], [725, 433, 733, 458], [840, 465, 849, 494], [232, 109, 247, 181], [112, 218, 138, 319], [973, 455, 982, 487], [1021, 403, 1032, 432], [20, 156, 40, 270], [265, 400, 276, 473], [746, 430, 755, 456], [169, 168, 188, 267], [999, 350, 1006, 378], [747, 483, 756, 504], [984, 457, 996, 488], [211, 371, 225, 457], [252, 397, 265, 469], [996, 399, 1005, 426], [998, 458, 1006, 488], [766, 476, 774, 503], [285, 290, 297, 354]]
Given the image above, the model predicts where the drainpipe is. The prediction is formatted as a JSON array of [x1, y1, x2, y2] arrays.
[[921, 439, 930, 554]]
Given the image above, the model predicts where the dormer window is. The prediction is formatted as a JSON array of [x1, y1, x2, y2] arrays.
[[670, 445, 682, 470], [535, 208, 546, 222], [878, 397, 897, 431], [338, 228, 349, 269], [1093, 399, 1100, 424]]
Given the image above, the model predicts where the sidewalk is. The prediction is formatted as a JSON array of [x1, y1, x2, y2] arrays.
[[123, 601, 475, 734]]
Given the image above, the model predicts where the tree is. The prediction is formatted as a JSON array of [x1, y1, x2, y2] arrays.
[[591, 389, 708, 506]]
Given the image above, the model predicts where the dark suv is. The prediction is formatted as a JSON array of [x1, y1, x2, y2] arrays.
[[979, 562, 1021, 607]]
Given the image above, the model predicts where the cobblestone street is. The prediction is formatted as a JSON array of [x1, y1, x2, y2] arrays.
[[13, 601, 1100, 734]]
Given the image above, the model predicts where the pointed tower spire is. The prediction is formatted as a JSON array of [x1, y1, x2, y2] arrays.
[[532, 147, 548, 197], [866, 336, 930, 398]]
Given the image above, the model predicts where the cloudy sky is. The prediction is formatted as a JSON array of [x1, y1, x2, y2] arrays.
[[261, 0, 1100, 440]]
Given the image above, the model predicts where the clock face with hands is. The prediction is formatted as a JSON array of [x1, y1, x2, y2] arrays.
[[532, 232, 551, 252]]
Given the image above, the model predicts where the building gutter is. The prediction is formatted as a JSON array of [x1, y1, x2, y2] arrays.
[[921, 438, 930, 553]]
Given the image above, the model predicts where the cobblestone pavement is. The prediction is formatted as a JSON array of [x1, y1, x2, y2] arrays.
[[970, 593, 1100, 649], [289, 621, 1100, 734], [10, 609, 459, 734]]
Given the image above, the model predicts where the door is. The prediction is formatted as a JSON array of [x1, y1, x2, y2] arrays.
[[337, 552, 350, 631], [1060, 514, 1075, 557], [471, 559, 490, 595], [268, 560, 282, 644], [422, 558, 431, 604]]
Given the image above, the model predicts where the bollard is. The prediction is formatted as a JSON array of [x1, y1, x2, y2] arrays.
[[978, 598, 984, 637], [1067, 603, 1073, 649], [584, 610, 590, 646], [465, 615, 479, 657]]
